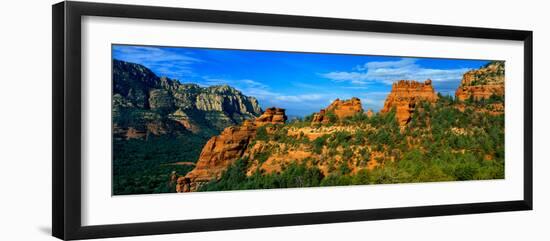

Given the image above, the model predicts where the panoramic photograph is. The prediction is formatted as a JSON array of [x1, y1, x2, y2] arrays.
[[111, 44, 505, 195]]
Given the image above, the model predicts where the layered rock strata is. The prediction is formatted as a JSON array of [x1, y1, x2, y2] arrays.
[[112, 59, 262, 140], [311, 97, 363, 124], [179, 108, 287, 192], [255, 107, 287, 125], [380, 79, 438, 126], [455, 61, 505, 101]]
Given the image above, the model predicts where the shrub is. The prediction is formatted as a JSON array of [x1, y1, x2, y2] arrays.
[[312, 135, 329, 154], [255, 126, 269, 141], [338, 162, 351, 175], [325, 111, 338, 124]]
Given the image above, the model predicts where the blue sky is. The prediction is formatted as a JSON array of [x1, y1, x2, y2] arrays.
[[113, 45, 490, 117]]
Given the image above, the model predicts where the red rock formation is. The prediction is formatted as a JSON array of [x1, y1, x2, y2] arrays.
[[255, 107, 287, 125], [178, 108, 287, 192], [124, 127, 146, 139], [183, 120, 257, 191], [311, 97, 363, 124], [311, 109, 327, 124], [327, 97, 363, 118], [455, 85, 504, 101], [114, 121, 170, 140], [455, 61, 505, 101], [365, 109, 374, 118], [381, 79, 438, 126], [176, 176, 191, 193]]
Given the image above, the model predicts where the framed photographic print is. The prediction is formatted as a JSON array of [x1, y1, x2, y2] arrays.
[[52, 1, 533, 240]]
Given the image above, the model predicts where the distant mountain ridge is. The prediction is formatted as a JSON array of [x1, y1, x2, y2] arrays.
[[112, 59, 262, 139]]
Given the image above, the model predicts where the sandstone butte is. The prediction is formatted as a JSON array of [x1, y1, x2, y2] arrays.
[[380, 79, 438, 126], [455, 61, 505, 101], [311, 97, 363, 124], [177, 107, 287, 192]]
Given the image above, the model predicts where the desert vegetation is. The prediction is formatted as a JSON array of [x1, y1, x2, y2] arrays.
[[111, 58, 505, 195]]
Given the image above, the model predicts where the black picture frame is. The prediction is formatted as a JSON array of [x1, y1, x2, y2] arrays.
[[52, 1, 533, 240]]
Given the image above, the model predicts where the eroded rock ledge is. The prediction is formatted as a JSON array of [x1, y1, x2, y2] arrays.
[[455, 61, 505, 101], [177, 108, 287, 192], [311, 97, 363, 124], [380, 79, 438, 126]]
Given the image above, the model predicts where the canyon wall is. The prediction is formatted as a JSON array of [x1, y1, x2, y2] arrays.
[[112, 59, 262, 140]]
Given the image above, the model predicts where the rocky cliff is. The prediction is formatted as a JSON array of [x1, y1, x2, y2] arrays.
[[255, 107, 287, 125], [311, 97, 363, 124], [380, 79, 438, 126], [181, 120, 258, 191], [179, 108, 288, 192], [112, 59, 262, 140], [455, 61, 505, 101]]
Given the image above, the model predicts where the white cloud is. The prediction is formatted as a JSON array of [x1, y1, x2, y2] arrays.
[[113, 46, 202, 80], [199, 77, 391, 115], [201, 77, 332, 114], [321, 72, 369, 85], [203, 78, 268, 90], [275, 94, 324, 102], [115, 46, 201, 64], [202, 78, 324, 103], [203, 78, 280, 99], [291, 82, 323, 90], [357, 58, 416, 70], [322, 58, 470, 85]]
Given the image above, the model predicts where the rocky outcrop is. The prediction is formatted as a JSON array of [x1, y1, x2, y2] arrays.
[[194, 85, 262, 115], [179, 109, 287, 192], [312, 109, 327, 123], [148, 89, 174, 110], [113, 59, 161, 108], [455, 85, 504, 101], [168, 109, 200, 134], [112, 59, 262, 140], [311, 97, 363, 124], [455, 61, 505, 101], [366, 109, 374, 118], [381, 79, 438, 126], [176, 176, 191, 193], [327, 97, 363, 119], [255, 107, 287, 125]]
